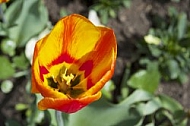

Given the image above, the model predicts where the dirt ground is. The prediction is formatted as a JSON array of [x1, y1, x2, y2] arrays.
[[1, 0, 190, 125]]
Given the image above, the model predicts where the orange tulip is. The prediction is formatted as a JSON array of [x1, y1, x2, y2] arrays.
[[0, 0, 9, 4], [31, 14, 117, 113]]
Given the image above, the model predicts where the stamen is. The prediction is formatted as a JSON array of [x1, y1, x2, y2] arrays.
[[47, 66, 83, 97], [52, 75, 57, 83], [61, 68, 74, 86]]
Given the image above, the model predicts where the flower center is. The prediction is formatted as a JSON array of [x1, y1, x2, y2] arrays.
[[47, 66, 84, 98]]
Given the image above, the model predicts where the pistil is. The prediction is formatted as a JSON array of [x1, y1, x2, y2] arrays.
[[47, 66, 84, 98]]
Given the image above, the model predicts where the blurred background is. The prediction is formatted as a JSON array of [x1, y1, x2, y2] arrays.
[[0, 0, 190, 126]]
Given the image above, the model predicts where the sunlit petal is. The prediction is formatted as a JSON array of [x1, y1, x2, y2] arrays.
[[38, 92, 101, 113]]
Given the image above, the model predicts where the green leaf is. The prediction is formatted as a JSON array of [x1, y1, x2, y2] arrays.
[[121, 89, 153, 105], [26, 94, 47, 125], [13, 53, 29, 70], [109, 9, 116, 18], [157, 94, 186, 125], [177, 13, 187, 40], [0, 22, 8, 36], [178, 72, 188, 84], [47, 109, 58, 126], [67, 97, 142, 126], [1, 39, 16, 56], [158, 94, 183, 113], [15, 103, 28, 111], [142, 97, 162, 116], [148, 44, 162, 57], [1, 80, 13, 93], [4, 0, 23, 27], [102, 80, 115, 100], [122, 0, 131, 8], [128, 62, 160, 93], [60, 8, 68, 17], [166, 59, 180, 79], [0, 56, 15, 79], [5, 0, 48, 47], [100, 9, 109, 24]]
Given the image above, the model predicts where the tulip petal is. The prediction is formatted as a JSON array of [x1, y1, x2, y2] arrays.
[[73, 27, 117, 96], [61, 14, 101, 61], [32, 56, 68, 99], [38, 92, 101, 113], [35, 14, 102, 69], [0, 0, 9, 3]]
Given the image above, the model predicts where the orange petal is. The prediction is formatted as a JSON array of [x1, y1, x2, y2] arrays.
[[31, 56, 67, 99], [74, 27, 117, 95], [61, 14, 101, 61], [0, 0, 9, 3], [32, 14, 109, 97], [38, 92, 101, 113], [35, 14, 102, 69]]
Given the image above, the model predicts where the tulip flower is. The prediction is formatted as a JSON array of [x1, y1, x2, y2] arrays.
[[0, 0, 9, 4], [31, 14, 117, 113]]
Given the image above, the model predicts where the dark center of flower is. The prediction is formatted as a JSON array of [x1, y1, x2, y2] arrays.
[[47, 66, 84, 98]]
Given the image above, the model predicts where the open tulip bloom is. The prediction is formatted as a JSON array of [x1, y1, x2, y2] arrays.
[[31, 14, 117, 113]]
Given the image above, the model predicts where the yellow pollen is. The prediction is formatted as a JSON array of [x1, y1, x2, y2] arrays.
[[47, 66, 83, 97], [61, 68, 74, 86]]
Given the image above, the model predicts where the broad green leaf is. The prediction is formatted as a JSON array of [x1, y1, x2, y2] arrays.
[[177, 13, 187, 40], [142, 97, 162, 116], [121, 89, 153, 105], [0, 56, 15, 79], [158, 94, 183, 113], [5, 0, 48, 47], [4, 0, 23, 27], [134, 103, 146, 116], [68, 97, 142, 126], [1, 80, 13, 93], [128, 62, 160, 93]]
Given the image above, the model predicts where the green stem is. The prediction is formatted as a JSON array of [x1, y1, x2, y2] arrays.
[[55, 110, 64, 126]]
